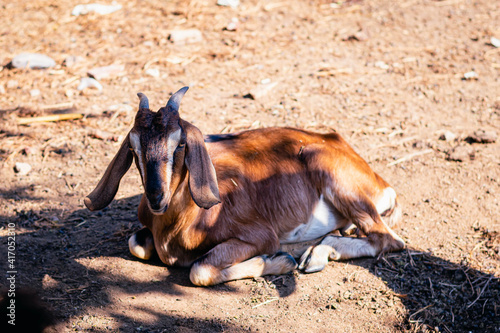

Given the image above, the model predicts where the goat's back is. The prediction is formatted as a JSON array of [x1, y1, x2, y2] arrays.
[[202, 127, 389, 243]]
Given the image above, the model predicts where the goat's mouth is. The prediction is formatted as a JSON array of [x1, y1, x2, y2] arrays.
[[147, 201, 168, 215]]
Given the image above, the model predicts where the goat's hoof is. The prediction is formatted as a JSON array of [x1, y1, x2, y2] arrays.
[[298, 244, 334, 273], [387, 234, 406, 252], [129, 228, 155, 260]]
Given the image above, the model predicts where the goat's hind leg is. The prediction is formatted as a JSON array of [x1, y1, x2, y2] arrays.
[[190, 239, 297, 286], [129, 227, 156, 260], [299, 196, 405, 273], [298, 234, 376, 273]]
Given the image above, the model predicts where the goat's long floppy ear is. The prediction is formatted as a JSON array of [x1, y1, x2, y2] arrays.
[[84, 135, 134, 211], [181, 120, 221, 209]]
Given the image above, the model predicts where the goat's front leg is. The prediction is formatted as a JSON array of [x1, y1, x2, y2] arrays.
[[190, 239, 297, 286], [128, 227, 156, 260]]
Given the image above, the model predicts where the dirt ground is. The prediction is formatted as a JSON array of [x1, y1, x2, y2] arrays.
[[1, 0, 499, 332]]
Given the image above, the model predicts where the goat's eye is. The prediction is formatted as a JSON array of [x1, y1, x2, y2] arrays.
[[178, 143, 186, 148]]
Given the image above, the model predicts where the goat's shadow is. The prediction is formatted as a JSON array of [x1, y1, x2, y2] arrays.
[[1, 191, 498, 332], [0, 193, 248, 332]]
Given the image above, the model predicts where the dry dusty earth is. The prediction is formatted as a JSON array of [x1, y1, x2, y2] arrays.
[[1, 0, 499, 332]]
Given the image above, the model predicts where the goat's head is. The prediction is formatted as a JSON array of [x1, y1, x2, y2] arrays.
[[84, 87, 221, 214]]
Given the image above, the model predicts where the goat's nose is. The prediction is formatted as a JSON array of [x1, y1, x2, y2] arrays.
[[147, 191, 164, 210]]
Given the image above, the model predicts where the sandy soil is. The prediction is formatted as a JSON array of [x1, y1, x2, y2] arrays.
[[0, 0, 499, 332]]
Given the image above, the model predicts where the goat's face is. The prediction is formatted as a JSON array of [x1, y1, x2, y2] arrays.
[[129, 106, 187, 214], [84, 87, 221, 214]]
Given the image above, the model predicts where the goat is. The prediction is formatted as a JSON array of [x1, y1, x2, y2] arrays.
[[85, 87, 405, 286]]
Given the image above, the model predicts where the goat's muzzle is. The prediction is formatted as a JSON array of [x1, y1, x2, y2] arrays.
[[146, 190, 168, 214]]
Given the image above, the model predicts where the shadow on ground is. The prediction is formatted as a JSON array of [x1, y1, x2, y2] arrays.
[[1, 192, 498, 332]]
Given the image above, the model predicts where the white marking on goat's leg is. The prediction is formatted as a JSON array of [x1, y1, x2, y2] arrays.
[[382, 199, 402, 228], [298, 235, 377, 273], [281, 196, 343, 244], [298, 244, 337, 273], [320, 235, 377, 260], [128, 228, 155, 260], [376, 187, 396, 215], [190, 253, 297, 286]]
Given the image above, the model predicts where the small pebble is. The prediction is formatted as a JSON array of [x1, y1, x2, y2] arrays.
[[244, 82, 278, 100], [77, 77, 103, 91], [439, 130, 457, 142], [14, 162, 32, 175], [11, 53, 56, 69], [63, 55, 84, 67], [447, 146, 475, 162], [467, 129, 497, 144], [7, 80, 19, 89], [107, 104, 133, 113], [217, 0, 240, 8], [30, 89, 41, 97], [145, 68, 160, 78], [168, 29, 203, 45], [22, 146, 39, 156], [342, 31, 368, 41], [87, 64, 125, 80], [225, 17, 239, 31], [491, 37, 500, 48], [0, 83, 6, 94], [375, 61, 389, 70], [463, 71, 478, 80], [71, 3, 122, 16]]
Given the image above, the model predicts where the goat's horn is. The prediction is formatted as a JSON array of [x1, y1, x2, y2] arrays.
[[137, 92, 149, 109], [166, 86, 189, 112]]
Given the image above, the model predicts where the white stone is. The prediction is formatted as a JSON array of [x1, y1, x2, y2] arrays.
[[439, 130, 457, 142], [463, 71, 478, 80], [72, 3, 122, 16], [14, 162, 32, 175], [491, 37, 500, 48], [245, 82, 278, 100], [11, 53, 56, 69], [145, 68, 160, 78], [226, 18, 239, 31], [7, 80, 18, 89], [87, 64, 124, 80], [169, 29, 203, 45], [375, 61, 389, 70], [77, 77, 103, 91], [30, 89, 40, 97], [217, 0, 240, 8], [107, 104, 133, 112]]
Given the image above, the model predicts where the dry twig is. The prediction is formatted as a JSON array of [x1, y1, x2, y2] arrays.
[[252, 297, 279, 308], [466, 276, 494, 309], [17, 113, 83, 125], [387, 149, 433, 166], [409, 303, 433, 322]]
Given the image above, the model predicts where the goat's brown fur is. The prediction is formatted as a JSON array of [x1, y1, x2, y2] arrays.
[[85, 87, 405, 286]]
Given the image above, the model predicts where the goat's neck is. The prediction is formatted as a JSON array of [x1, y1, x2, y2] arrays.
[[152, 174, 212, 263], [165, 175, 200, 226]]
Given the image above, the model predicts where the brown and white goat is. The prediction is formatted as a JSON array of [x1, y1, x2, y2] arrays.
[[85, 87, 405, 286]]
